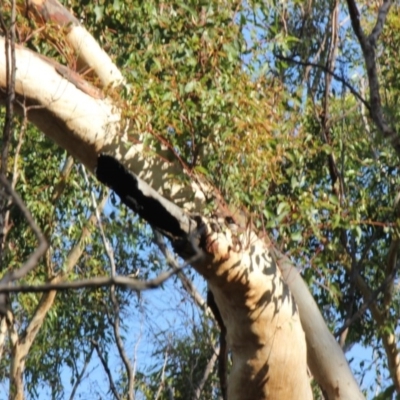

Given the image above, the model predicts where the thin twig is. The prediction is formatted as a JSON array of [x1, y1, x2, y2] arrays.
[[0, 0, 16, 275], [275, 54, 370, 109], [81, 166, 116, 277], [192, 346, 218, 400], [335, 258, 399, 337], [0, 226, 200, 294], [0, 0, 16, 176], [109, 296, 135, 400], [154, 348, 169, 400], [0, 174, 49, 287], [68, 346, 94, 400], [152, 229, 208, 312], [92, 340, 121, 400], [83, 165, 134, 400]]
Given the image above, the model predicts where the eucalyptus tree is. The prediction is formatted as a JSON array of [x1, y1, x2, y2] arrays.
[[0, 0, 398, 399]]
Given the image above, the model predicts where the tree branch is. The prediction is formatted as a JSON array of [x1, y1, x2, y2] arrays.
[[0, 266, 194, 294], [68, 346, 94, 400], [335, 254, 399, 337], [192, 344, 218, 400], [96, 154, 201, 251], [82, 165, 135, 400], [154, 348, 169, 400], [275, 54, 370, 109], [271, 246, 364, 399], [0, 0, 17, 322], [345, 0, 400, 156], [341, 246, 400, 391], [25, 0, 123, 88], [0, 174, 49, 315], [0, 0, 16, 176], [0, 218, 200, 296], [369, 0, 393, 46], [92, 340, 121, 400]]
